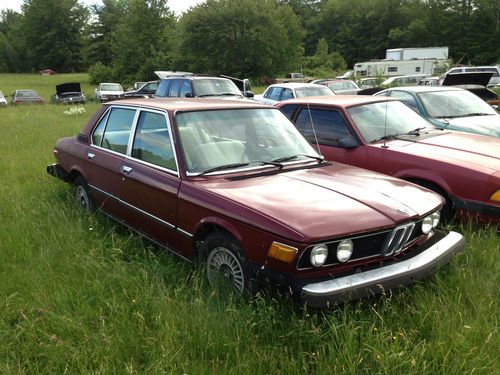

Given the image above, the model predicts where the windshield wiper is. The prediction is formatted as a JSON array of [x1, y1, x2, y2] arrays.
[[461, 112, 492, 117], [199, 162, 249, 175], [371, 127, 428, 143], [272, 154, 324, 163]]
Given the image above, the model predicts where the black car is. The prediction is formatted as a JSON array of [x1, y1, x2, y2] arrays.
[[123, 80, 159, 99], [54, 83, 85, 104], [154, 71, 254, 99]]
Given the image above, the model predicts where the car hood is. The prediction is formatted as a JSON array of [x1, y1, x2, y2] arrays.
[[56, 82, 82, 95], [433, 114, 500, 137], [395, 131, 500, 171], [442, 72, 493, 87], [195, 164, 442, 242]]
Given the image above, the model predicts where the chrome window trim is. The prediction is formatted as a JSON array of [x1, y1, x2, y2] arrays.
[[89, 105, 180, 178]]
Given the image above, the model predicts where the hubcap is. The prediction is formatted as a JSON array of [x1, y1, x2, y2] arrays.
[[207, 247, 244, 295], [75, 186, 89, 209]]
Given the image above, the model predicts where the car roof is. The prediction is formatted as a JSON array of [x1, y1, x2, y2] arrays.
[[105, 97, 272, 111], [276, 95, 395, 108], [269, 83, 322, 89], [382, 86, 465, 93]]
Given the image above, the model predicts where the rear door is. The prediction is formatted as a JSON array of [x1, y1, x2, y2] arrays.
[[120, 109, 181, 251], [87, 106, 138, 219]]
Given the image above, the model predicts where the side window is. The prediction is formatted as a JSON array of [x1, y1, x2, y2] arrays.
[[280, 88, 293, 100], [132, 111, 177, 171], [91, 111, 110, 146], [279, 104, 298, 119], [390, 91, 419, 112], [156, 80, 171, 97], [169, 79, 182, 97], [295, 108, 353, 146], [179, 80, 192, 97], [101, 108, 136, 154]]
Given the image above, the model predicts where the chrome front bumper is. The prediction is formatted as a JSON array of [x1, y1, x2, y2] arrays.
[[301, 231, 465, 308]]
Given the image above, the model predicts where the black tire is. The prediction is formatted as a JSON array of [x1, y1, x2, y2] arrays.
[[204, 232, 253, 297], [73, 176, 93, 211]]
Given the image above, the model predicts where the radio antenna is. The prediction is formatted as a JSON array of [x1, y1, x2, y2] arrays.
[[382, 99, 389, 149], [306, 100, 322, 155]]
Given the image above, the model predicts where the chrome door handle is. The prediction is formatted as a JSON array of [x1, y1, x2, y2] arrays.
[[122, 166, 133, 175], [87, 152, 95, 159]]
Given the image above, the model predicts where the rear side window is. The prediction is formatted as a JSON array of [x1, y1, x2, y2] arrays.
[[98, 108, 136, 154], [169, 79, 182, 97], [179, 80, 192, 97], [132, 111, 177, 171], [279, 104, 298, 119], [295, 108, 353, 146]]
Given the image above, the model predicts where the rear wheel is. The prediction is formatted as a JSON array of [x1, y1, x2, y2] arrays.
[[74, 176, 93, 211]]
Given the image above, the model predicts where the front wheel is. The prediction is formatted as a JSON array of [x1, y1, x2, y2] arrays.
[[204, 233, 252, 296]]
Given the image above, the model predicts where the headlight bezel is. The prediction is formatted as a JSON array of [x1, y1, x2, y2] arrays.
[[310, 244, 328, 267], [336, 239, 354, 263]]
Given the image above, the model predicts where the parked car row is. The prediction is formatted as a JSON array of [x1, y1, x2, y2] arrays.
[[9, 68, 497, 307]]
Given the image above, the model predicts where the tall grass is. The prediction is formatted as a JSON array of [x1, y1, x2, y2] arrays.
[[0, 74, 498, 374]]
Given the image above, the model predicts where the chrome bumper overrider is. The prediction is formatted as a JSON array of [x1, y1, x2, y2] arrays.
[[301, 231, 465, 308]]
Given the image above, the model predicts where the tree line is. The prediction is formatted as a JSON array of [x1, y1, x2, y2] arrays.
[[0, 0, 499, 84]]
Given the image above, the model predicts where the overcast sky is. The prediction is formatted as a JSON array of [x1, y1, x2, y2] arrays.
[[0, 0, 204, 16]]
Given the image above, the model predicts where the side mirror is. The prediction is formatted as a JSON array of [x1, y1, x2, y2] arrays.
[[244, 91, 254, 98], [337, 136, 359, 149], [185, 92, 193, 98]]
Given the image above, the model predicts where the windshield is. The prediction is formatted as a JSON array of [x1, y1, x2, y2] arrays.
[[347, 100, 434, 143], [176, 108, 319, 174], [17, 90, 39, 98], [101, 83, 123, 92], [418, 90, 497, 118], [327, 81, 358, 91], [192, 79, 242, 97], [295, 86, 333, 98]]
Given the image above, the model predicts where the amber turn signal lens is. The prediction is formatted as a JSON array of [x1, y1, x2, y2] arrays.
[[268, 242, 298, 263], [490, 190, 500, 203]]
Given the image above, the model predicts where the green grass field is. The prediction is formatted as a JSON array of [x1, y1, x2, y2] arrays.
[[0, 74, 498, 374]]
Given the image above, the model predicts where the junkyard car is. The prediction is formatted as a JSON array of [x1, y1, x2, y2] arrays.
[[254, 83, 334, 105], [124, 80, 159, 99], [95, 83, 124, 102], [375, 86, 500, 138], [155, 72, 254, 99], [12, 89, 44, 105], [277, 96, 500, 223], [441, 72, 499, 107], [47, 98, 464, 307], [319, 80, 360, 95], [54, 82, 85, 104], [0, 90, 7, 107]]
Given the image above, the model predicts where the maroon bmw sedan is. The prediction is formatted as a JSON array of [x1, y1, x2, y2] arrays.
[[47, 98, 464, 307]]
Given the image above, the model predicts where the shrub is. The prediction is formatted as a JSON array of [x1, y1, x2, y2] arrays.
[[88, 62, 115, 85]]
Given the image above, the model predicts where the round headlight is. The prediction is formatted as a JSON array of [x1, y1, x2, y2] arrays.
[[337, 239, 353, 263], [431, 210, 440, 228], [421, 216, 433, 234], [310, 244, 328, 267]]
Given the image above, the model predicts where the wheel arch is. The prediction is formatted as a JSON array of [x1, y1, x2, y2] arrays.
[[191, 217, 244, 259]]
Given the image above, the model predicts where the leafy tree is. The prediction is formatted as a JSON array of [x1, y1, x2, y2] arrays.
[[175, 0, 305, 78], [110, 0, 176, 83], [0, 10, 22, 72], [304, 37, 346, 76], [16, 0, 89, 72], [82, 0, 127, 68]]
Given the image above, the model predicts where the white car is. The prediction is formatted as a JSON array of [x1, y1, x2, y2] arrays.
[[254, 83, 334, 105], [95, 82, 124, 102], [0, 90, 7, 106]]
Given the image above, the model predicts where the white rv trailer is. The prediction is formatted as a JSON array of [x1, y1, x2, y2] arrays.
[[354, 47, 449, 77]]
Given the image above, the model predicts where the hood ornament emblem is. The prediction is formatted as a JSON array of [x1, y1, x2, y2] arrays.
[[395, 206, 410, 215]]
